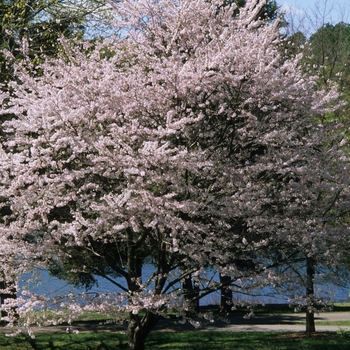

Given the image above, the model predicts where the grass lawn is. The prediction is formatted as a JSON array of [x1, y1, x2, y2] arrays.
[[315, 320, 350, 326], [0, 331, 349, 349], [1, 303, 349, 349]]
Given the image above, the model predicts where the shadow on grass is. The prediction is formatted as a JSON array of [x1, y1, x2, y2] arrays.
[[201, 303, 350, 315], [146, 331, 350, 350], [0, 333, 128, 350], [1, 331, 350, 350]]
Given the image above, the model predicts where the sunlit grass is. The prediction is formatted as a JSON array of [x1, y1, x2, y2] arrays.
[[4, 302, 349, 349], [0, 332, 126, 350], [315, 321, 350, 326]]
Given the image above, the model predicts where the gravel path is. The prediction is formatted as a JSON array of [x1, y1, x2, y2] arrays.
[[154, 312, 350, 333]]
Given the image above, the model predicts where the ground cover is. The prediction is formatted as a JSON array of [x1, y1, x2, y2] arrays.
[[201, 303, 350, 316], [0, 331, 349, 350], [14, 303, 350, 330], [331, 303, 350, 312], [1, 303, 349, 349]]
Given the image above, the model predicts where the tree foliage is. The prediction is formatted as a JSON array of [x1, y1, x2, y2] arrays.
[[280, 10, 350, 333], [306, 22, 350, 88], [221, 0, 279, 21], [0, 0, 109, 83], [305, 21, 350, 271]]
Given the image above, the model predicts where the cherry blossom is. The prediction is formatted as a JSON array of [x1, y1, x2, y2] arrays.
[[0, 0, 348, 348]]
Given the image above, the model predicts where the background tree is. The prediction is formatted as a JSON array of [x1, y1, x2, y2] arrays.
[[0, 0, 346, 349], [304, 21, 350, 142], [306, 22, 350, 87], [246, 125, 350, 333], [276, 2, 350, 332], [0, 0, 109, 83], [282, 1, 350, 130], [222, 0, 279, 21]]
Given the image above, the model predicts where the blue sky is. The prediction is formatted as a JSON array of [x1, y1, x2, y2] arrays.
[[277, 0, 350, 34], [278, 0, 349, 17]]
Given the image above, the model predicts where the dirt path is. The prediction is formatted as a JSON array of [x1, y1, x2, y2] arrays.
[[154, 312, 350, 333]]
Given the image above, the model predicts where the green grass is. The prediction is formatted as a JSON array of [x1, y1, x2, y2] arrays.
[[146, 332, 350, 350], [315, 320, 350, 326], [0, 332, 126, 350], [331, 303, 350, 312], [199, 303, 297, 316], [20, 302, 350, 323], [166, 302, 348, 319], [0, 331, 349, 350], [2, 303, 349, 349]]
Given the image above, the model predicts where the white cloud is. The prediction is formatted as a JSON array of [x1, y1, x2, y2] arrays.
[[280, 2, 304, 15]]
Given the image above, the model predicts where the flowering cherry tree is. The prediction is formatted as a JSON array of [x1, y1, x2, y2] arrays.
[[0, 0, 348, 348], [234, 116, 350, 332]]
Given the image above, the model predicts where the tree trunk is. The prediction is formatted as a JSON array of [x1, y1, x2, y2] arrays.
[[219, 274, 232, 313], [305, 257, 316, 334], [126, 230, 160, 349], [306, 309, 315, 334], [127, 312, 159, 350], [182, 274, 199, 313]]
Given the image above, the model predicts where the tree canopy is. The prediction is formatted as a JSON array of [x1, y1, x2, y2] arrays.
[[0, 1, 349, 349], [0, 0, 109, 83]]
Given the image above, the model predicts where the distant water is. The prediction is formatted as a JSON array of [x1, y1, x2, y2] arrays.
[[19, 268, 350, 306], [20, 269, 122, 297]]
